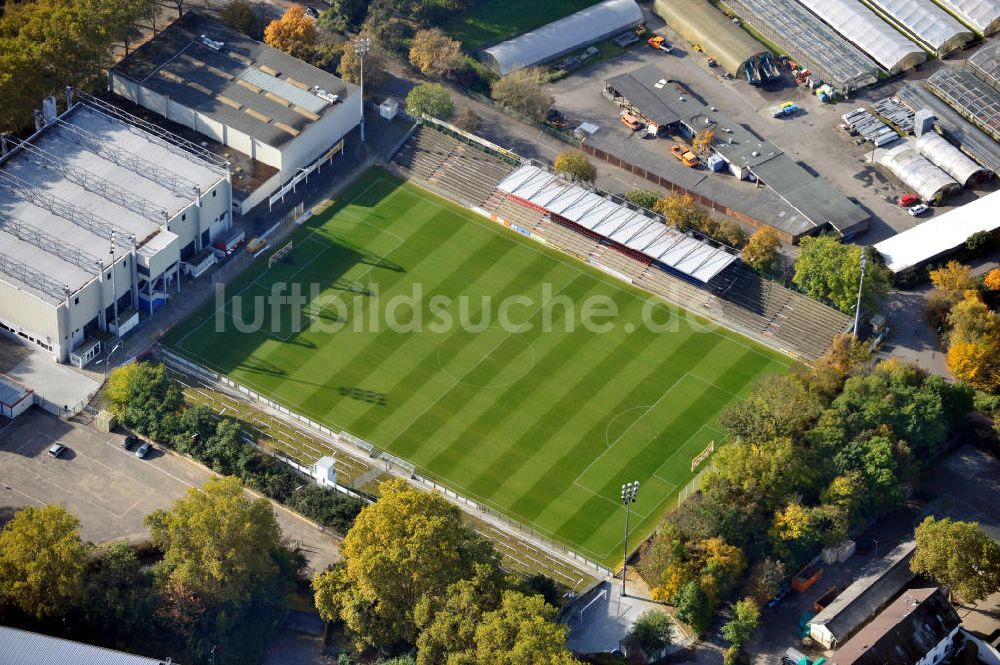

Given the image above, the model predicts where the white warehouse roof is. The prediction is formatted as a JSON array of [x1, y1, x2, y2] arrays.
[[866, 0, 973, 52], [802, 0, 927, 72], [915, 132, 988, 186], [933, 0, 1000, 34], [497, 165, 738, 282], [483, 0, 643, 75], [0, 625, 171, 665], [877, 143, 959, 203], [875, 189, 1000, 272]]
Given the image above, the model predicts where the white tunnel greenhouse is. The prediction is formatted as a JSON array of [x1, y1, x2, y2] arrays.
[[482, 0, 644, 75], [865, 0, 973, 53], [878, 143, 961, 203], [915, 132, 990, 186], [932, 0, 1000, 34], [802, 0, 926, 72]]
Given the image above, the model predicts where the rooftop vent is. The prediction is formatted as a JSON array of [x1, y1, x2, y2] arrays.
[[199, 35, 224, 51], [678, 96, 686, 102], [312, 86, 340, 104]]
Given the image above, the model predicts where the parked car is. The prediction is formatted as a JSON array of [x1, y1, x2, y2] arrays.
[[47, 443, 67, 458], [908, 203, 929, 216], [121, 435, 138, 450], [135, 442, 152, 459], [897, 193, 919, 207], [670, 144, 700, 167]]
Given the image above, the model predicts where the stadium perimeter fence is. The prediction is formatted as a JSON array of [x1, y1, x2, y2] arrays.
[[158, 347, 617, 580]]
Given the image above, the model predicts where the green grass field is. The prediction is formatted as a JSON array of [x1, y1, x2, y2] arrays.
[[163, 170, 791, 566], [442, 0, 601, 48]]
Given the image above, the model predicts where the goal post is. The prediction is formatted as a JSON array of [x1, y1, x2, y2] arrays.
[[268, 241, 294, 268]]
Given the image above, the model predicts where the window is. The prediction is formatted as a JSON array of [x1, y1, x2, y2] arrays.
[[74, 297, 79, 305], [213, 190, 217, 197], [182, 213, 187, 221], [106, 272, 111, 280]]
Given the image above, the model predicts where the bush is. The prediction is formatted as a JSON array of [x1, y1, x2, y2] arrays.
[[626, 190, 660, 209], [490, 67, 552, 120], [453, 106, 482, 132]]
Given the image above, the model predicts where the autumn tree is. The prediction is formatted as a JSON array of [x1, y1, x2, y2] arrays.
[[744, 558, 786, 605], [946, 294, 1000, 392], [719, 374, 825, 445], [313, 479, 498, 649], [930, 261, 977, 296], [220, 0, 262, 38], [491, 67, 553, 120], [553, 150, 597, 183], [106, 362, 183, 440], [264, 4, 318, 60], [818, 333, 871, 379], [409, 28, 464, 78], [912, 517, 1000, 603], [793, 237, 891, 313], [338, 36, 388, 95], [655, 193, 711, 230], [743, 227, 781, 272], [406, 82, 454, 119], [145, 476, 285, 607], [722, 598, 760, 665], [985, 268, 1000, 291], [0, 505, 90, 618], [692, 128, 715, 153]]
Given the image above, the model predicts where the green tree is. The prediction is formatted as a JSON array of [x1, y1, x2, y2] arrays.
[[145, 476, 284, 607], [490, 67, 552, 120], [463, 591, 575, 665], [83, 542, 148, 636], [220, 0, 261, 38], [106, 362, 183, 440], [912, 517, 1000, 604], [793, 237, 890, 313], [626, 190, 661, 210], [743, 227, 781, 272], [721, 597, 760, 648], [675, 580, 713, 635], [719, 374, 826, 445], [553, 150, 597, 183], [627, 609, 674, 653], [0, 505, 89, 618], [408, 28, 464, 78], [406, 82, 454, 120], [326, 0, 369, 30], [313, 479, 498, 649]]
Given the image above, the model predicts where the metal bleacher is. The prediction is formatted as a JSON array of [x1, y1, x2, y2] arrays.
[[392, 124, 850, 361]]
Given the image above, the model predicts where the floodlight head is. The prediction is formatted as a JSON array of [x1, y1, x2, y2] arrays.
[[620, 480, 640, 504], [355, 37, 372, 56]]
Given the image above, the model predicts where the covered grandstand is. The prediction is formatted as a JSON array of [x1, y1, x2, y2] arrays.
[[927, 67, 1000, 142], [874, 189, 1000, 275], [803, 0, 926, 73], [915, 131, 989, 185], [932, 0, 1000, 34], [877, 143, 960, 202], [968, 38, 1000, 91], [497, 165, 739, 282], [651, 0, 766, 78], [481, 0, 643, 75], [866, 0, 972, 53], [721, 0, 881, 92]]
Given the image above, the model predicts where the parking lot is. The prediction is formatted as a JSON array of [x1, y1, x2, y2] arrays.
[[0, 408, 341, 573], [545, 10, 999, 245]]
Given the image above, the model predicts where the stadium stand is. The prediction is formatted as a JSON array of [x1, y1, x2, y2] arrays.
[[392, 124, 852, 360]]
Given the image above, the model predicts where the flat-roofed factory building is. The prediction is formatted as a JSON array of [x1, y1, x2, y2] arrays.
[[110, 11, 361, 214], [0, 93, 231, 365]]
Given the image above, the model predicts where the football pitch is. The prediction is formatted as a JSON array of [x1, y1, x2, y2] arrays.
[[163, 170, 791, 566]]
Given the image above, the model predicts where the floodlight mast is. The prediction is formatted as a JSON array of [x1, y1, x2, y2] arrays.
[[355, 37, 371, 144], [620, 480, 639, 596], [853, 251, 867, 336]]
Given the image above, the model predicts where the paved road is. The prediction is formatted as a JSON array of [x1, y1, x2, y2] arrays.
[[0, 408, 341, 574]]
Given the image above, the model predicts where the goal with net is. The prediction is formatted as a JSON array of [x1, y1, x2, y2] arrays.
[[268, 241, 294, 268]]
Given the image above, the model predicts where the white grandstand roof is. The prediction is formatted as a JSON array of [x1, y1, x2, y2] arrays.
[[874, 189, 1000, 272], [933, 0, 1000, 34], [483, 0, 643, 75], [867, 0, 972, 52], [876, 142, 959, 203], [497, 165, 738, 282], [0, 102, 224, 304], [915, 131, 987, 186], [0, 625, 170, 665], [803, 0, 926, 72]]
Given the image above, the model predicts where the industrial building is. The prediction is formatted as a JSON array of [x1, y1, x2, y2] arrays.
[[914, 131, 989, 185], [722, 0, 881, 93], [877, 143, 960, 203], [651, 0, 767, 79], [933, 0, 1000, 34], [110, 12, 360, 214], [482, 0, 643, 75], [601, 65, 869, 241], [0, 94, 231, 365], [926, 67, 1000, 143], [0, 625, 173, 665], [874, 188, 1000, 275], [968, 37, 1000, 91], [804, 0, 926, 73], [865, 0, 972, 54]]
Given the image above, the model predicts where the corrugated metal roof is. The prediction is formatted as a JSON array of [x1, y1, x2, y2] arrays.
[[497, 165, 738, 282], [0, 626, 172, 665], [238, 67, 328, 114], [877, 142, 959, 202], [651, 0, 766, 77], [800, 0, 926, 73]]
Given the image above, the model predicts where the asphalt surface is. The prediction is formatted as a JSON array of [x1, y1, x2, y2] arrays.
[[0, 408, 341, 574]]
